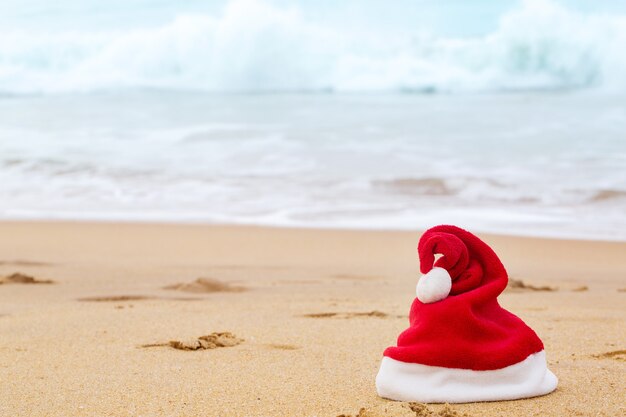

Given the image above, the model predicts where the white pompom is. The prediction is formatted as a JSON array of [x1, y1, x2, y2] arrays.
[[416, 267, 452, 304]]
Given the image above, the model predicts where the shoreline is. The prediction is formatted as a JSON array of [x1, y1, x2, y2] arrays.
[[1, 218, 625, 244], [0, 221, 624, 416]]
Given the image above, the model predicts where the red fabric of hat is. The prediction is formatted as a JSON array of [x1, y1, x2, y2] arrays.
[[383, 225, 544, 371]]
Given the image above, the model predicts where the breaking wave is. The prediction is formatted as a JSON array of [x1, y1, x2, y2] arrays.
[[0, 0, 625, 94]]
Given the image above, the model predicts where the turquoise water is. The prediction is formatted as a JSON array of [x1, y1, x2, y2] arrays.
[[0, 1, 625, 239], [1, 0, 625, 94], [1, 91, 624, 240]]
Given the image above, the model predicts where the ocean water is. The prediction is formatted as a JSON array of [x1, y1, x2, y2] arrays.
[[1, 0, 626, 94], [0, 0, 625, 240]]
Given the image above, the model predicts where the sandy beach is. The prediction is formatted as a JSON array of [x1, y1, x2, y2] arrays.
[[2, 1, 626, 416], [0, 221, 624, 417]]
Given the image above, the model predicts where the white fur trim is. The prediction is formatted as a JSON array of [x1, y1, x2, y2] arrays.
[[376, 350, 557, 403], [416, 267, 451, 304]]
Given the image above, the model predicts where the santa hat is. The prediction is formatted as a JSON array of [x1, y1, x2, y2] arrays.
[[376, 225, 557, 403]]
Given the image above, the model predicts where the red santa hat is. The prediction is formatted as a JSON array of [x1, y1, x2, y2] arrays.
[[376, 225, 557, 403]]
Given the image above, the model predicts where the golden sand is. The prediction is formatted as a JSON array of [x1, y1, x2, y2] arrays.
[[0, 221, 624, 416]]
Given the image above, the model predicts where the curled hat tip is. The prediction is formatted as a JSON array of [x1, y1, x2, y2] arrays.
[[418, 225, 508, 298]]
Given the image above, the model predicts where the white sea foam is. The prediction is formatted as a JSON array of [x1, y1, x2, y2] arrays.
[[1, 1, 625, 240], [1, 0, 625, 94], [0, 91, 625, 240]]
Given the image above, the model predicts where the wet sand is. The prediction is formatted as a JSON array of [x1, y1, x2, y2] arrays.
[[0, 221, 624, 416]]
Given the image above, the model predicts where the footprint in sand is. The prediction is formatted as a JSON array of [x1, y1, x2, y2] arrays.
[[77, 295, 202, 302], [78, 295, 153, 302], [267, 343, 300, 351], [0, 272, 55, 285], [141, 332, 243, 351], [0, 260, 54, 267], [163, 277, 246, 293], [592, 350, 626, 361], [506, 278, 557, 292], [337, 403, 468, 417], [302, 311, 390, 319], [409, 403, 470, 417]]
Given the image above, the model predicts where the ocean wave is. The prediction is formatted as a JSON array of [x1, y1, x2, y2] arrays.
[[372, 178, 455, 196], [0, 0, 625, 94], [371, 177, 552, 204]]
